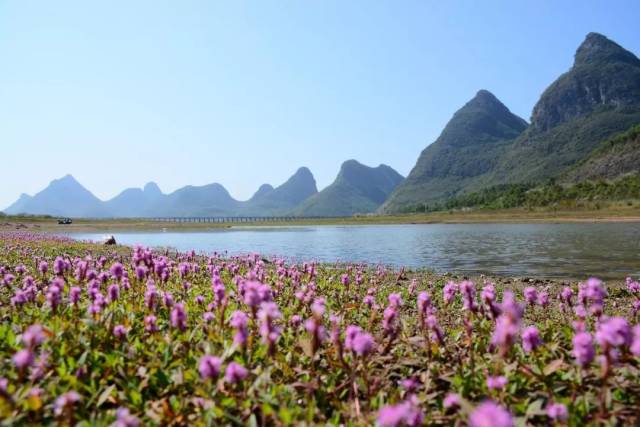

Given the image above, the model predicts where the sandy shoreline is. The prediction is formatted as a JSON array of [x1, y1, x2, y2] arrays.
[[2, 208, 640, 233]]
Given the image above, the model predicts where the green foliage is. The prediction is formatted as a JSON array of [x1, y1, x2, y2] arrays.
[[1, 234, 639, 425], [563, 124, 640, 183], [584, 124, 640, 157], [401, 174, 640, 213], [1, 233, 639, 425], [295, 160, 404, 216]]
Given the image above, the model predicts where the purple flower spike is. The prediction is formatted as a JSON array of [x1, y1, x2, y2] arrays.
[[53, 391, 81, 416], [377, 398, 424, 427], [225, 362, 248, 384], [572, 332, 595, 367], [524, 287, 537, 305], [113, 325, 127, 340], [521, 326, 542, 352], [110, 262, 124, 280], [486, 375, 507, 390], [631, 325, 640, 356], [112, 407, 141, 427], [469, 401, 513, 427], [352, 331, 375, 356], [595, 317, 631, 350], [198, 355, 222, 380], [12, 349, 35, 371], [108, 284, 120, 302], [144, 315, 158, 333], [170, 303, 187, 331], [69, 286, 82, 305], [22, 324, 46, 348], [230, 310, 249, 346], [443, 393, 461, 409], [546, 402, 568, 422]]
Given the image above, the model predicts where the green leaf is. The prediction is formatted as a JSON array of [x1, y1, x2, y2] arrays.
[[129, 389, 142, 407], [543, 359, 564, 376], [78, 350, 89, 366], [279, 407, 293, 425], [97, 384, 116, 407], [525, 399, 545, 416]]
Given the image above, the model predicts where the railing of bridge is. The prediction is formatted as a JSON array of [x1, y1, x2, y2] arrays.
[[147, 216, 347, 223]]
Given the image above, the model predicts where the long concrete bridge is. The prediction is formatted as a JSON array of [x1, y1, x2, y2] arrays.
[[148, 216, 345, 223]]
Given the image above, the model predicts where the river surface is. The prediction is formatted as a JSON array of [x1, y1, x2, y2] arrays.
[[69, 223, 640, 280]]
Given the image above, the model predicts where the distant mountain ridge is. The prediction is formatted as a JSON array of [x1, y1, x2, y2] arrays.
[[152, 183, 239, 217], [4, 175, 105, 218], [4, 168, 317, 218], [4, 163, 400, 218]]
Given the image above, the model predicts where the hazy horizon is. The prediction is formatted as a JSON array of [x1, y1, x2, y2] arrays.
[[1, 1, 639, 208]]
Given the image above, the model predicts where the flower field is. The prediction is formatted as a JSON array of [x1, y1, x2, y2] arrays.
[[0, 231, 639, 426]]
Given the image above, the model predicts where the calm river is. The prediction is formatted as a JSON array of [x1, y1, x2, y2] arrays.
[[70, 223, 640, 280]]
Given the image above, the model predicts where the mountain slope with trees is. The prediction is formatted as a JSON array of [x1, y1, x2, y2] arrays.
[[382, 32, 640, 213], [294, 160, 404, 216]]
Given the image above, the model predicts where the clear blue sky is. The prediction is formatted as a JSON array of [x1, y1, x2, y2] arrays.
[[1, 1, 639, 208]]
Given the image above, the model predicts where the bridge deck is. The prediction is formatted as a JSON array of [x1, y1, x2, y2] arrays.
[[148, 216, 343, 223]]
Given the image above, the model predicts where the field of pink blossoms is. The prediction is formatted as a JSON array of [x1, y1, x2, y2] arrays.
[[1, 230, 639, 426]]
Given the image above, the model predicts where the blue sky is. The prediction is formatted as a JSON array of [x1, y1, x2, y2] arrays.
[[1, 1, 639, 208]]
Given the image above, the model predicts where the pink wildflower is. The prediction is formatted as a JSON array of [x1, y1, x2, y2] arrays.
[[225, 362, 248, 384], [198, 355, 222, 380], [469, 401, 513, 427]]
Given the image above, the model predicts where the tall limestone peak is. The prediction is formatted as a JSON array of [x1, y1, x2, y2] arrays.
[[240, 167, 318, 215], [281, 167, 317, 203], [574, 32, 640, 67], [380, 90, 527, 212], [3, 193, 33, 214], [435, 90, 528, 148], [4, 175, 105, 217], [529, 33, 640, 133], [294, 160, 404, 216], [50, 174, 83, 189], [143, 182, 162, 196], [466, 89, 514, 114], [249, 184, 275, 202], [337, 160, 404, 199]]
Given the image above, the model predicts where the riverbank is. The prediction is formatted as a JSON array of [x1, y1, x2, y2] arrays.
[[2, 204, 640, 232]]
